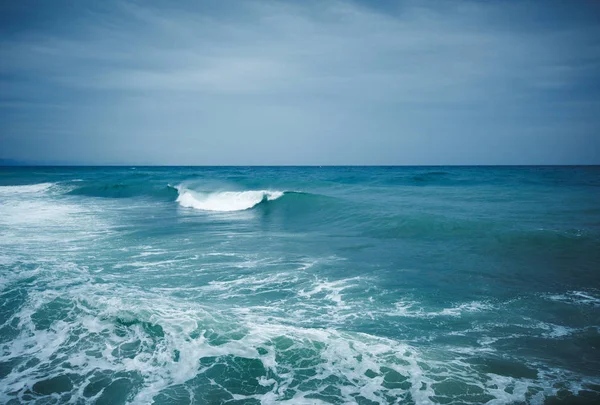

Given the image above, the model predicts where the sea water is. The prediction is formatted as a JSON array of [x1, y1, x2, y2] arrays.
[[0, 166, 599, 404]]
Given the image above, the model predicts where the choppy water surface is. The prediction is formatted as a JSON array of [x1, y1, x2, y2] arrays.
[[1, 166, 599, 404]]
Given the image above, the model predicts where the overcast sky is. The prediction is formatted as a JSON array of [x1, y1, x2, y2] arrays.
[[1, 0, 599, 165]]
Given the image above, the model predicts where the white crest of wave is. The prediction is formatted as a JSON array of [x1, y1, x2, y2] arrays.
[[176, 186, 284, 212], [0, 182, 54, 194]]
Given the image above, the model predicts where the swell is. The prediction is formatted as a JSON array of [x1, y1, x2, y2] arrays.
[[360, 213, 600, 257], [360, 212, 499, 240], [67, 182, 178, 200], [65, 180, 334, 216], [487, 228, 600, 275], [329, 170, 463, 187], [380, 171, 460, 186]]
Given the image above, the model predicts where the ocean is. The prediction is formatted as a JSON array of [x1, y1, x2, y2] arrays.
[[0, 166, 599, 405]]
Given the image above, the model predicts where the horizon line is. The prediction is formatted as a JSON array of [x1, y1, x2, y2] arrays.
[[2, 164, 599, 168]]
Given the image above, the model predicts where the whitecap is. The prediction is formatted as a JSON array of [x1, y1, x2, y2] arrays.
[[175, 185, 284, 212]]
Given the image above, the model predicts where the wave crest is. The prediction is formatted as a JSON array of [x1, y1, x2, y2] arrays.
[[175, 186, 284, 212]]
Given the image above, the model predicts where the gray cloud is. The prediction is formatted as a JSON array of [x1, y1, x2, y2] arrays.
[[1, 0, 599, 164]]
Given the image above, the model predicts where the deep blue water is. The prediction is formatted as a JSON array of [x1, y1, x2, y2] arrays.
[[0, 166, 599, 404]]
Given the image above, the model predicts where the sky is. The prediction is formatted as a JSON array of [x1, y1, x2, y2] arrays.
[[1, 0, 599, 165]]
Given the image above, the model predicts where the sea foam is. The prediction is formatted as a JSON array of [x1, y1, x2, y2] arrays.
[[0, 182, 54, 194]]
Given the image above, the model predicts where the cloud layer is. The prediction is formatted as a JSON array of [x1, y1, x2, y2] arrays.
[[1, 0, 599, 164]]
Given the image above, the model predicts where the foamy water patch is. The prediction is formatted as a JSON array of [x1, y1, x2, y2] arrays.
[[0, 274, 425, 404], [298, 277, 361, 307], [546, 291, 600, 307], [0, 199, 85, 227], [535, 322, 578, 338], [2, 265, 599, 405], [200, 272, 300, 300], [0, 182, 54, 195], [391, 300, 494, 318]]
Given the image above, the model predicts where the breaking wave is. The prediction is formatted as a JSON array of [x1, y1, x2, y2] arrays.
[[175, 186, 285, 212]]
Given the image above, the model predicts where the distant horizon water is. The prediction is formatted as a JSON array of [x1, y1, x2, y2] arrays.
[[2, 163, 600, 167]]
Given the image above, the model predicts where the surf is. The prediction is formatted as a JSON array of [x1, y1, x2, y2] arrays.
[[175, 186, 285, 212], [0, 182, 54, 194]]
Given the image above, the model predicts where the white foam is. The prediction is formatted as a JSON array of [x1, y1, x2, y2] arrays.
[[439, 301, 494, 316], [0, 182, 54, 194], [547, 291, 600, 307], [536, 322, 577, 338], [484, 374, 537, 405], [201, 272, 300, 299], [298, 277, 360, 307], [175, 186, 284, 212], [113, 258, 192, 269], [391, 300, 493, 318], [3, 266, 600, 405], [0, 200, 84, 227]]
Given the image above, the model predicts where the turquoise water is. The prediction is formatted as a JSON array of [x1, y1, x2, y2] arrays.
[[1, 166, 599, 405]]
